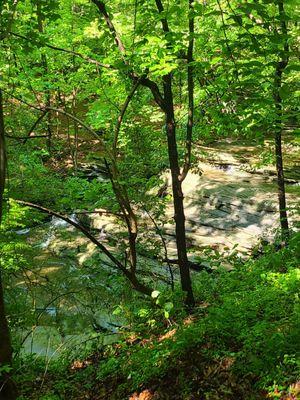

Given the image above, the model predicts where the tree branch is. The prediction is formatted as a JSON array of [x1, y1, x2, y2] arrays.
[[92, 0, 166, 111], [23, 110, 49, 144], [5, 134, 48, 140], [3, 30, 113, 69], [3, 90, 104, 143], [14, 200, 126, 272], [14, 200, 152, 295], [92, 0, 126, 56], [143, 208, 174, 291], [154, 0, 170, 33], [139, 76, 166, 111]]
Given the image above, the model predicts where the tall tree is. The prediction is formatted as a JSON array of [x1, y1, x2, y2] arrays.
[[0, 3, 19, 397], [92, 0, 195, 305], [153, 0, 195, 306], [273, 0, 290, 240], [36, 0, 52, 151], [0, 89, 17, 400], [209, 0, 296, 240]]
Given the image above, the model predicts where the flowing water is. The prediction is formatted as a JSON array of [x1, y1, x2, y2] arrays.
[[10, 138, 300, 359], [12, 216, 126, 359]]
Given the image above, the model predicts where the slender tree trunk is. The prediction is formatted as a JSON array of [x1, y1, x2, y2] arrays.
[[163, 75, 194, 306], [155, 0, 194, 306], [274, 1, 289, 240], [0, 90, 6, 223], [180, 0, 195, 182], [110, 78, 142, 274], [37, 0, 52, 151], [274, 102, 289, 238], [0, 89, 17, 400], [71, 93, 79, 173]]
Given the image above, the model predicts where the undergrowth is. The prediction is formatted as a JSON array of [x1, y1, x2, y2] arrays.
[[16, 232, 300, 399]]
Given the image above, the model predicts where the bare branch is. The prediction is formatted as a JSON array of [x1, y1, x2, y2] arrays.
[[5, 134, 48, 140], [14, 199, 126, 272], [46, 107, 102, 141], [75, 210, 123, 218], [92, 0, 127, 57], [13, 200, 152, 295], [23, 110, 49, 144], [3, 90, 104, 143], [143, 208, 174, 291]]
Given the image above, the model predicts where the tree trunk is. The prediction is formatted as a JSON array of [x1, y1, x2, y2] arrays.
[[153, 0, 194, 306], [180, 0, 195, 182], [92, 0, 195, 305], [163, 76, 194, 306], [0, 89, 17, 400], [274, 106, 289, 238], [274, 1, 289, 240], [37, 0, 52, 151]]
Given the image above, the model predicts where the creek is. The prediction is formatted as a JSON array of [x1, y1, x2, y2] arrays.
[[10, 138, 300, 359]]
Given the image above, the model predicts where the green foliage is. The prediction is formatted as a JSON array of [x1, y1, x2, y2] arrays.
[[1, 1, 299, 399], [0, 200, 37, 273], [89, 235, 300, 397]]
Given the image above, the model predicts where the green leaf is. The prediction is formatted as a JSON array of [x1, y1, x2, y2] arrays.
[[151, 290, 160, 299], [164, 302, 174, 312], [285, 64, 300, 73], [279, 84, 290, 100]]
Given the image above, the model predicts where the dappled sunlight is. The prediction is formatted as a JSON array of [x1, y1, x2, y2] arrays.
[[0, 0, 299, 397]]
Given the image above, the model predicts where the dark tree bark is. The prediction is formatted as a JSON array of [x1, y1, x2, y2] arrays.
[[153, 0, 195, 306], [163, 76, 194, 306], [0, 89, 17, 400], [0, 91, 6, 222], [22, 110, 49, 143], [274, 1, 289, 240], [180, 0, 194, 182]]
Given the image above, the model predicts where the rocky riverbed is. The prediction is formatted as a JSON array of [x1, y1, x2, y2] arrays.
[[10, 136, 299, 358], [87, 138, 299, 257]]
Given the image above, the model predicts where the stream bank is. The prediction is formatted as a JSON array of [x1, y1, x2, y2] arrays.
[[9, 136, 300, 359]]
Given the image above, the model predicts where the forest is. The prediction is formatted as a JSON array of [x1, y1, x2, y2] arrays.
[[0, 0, 299, 399]]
